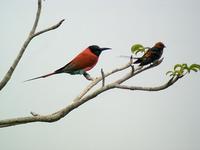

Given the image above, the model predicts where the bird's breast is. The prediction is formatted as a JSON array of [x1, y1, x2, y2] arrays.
[[69, 50, 99, 72]]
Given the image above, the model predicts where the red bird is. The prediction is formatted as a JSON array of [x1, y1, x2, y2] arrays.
[[25, 45, 111, 81], [134, 42, 165, 66]]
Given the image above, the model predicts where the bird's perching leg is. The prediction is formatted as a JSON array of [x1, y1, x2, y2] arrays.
[[83, 72, 93, 81]]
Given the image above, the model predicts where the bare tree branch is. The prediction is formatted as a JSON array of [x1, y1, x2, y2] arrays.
[[0, 0, 64, 91], [30, 111, 40, 117], [32, 19, 65, 38], [74, 59, 133, 102], [114, 76, 180, 91], [30, 0, 42, 35], [0, 58, 183, 128]]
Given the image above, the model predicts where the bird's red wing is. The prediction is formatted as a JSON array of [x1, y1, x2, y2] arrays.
[[64, 49, 99, 72]]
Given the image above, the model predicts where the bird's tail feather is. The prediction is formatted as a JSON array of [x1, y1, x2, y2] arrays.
[[133, 58, 142, 64], [24, 72, 56, 82], [119, 55, 142, 64], [119, 55, 140, 59]]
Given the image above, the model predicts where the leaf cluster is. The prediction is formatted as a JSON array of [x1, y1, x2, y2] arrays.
[[131, 44, 148, 55], [166, 64, 200, 77]]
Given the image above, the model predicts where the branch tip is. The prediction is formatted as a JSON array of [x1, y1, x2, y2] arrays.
[[60, 19, 65, 23]]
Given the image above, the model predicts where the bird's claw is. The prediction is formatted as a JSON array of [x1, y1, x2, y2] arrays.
[[83, 72, 94, 81]]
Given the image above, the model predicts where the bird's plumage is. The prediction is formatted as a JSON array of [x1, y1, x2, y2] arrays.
[[134, 42, 165, 66], [24, 45, 110, 82], [55, 47, 99, 74]]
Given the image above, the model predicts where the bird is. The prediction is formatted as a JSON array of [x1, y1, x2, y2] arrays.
[[133, 42, 165, 66], [24, 45, 111, 82]]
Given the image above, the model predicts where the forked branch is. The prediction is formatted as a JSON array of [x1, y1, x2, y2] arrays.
[[0, 59, 182, 128], [0, 0, 64, 91]]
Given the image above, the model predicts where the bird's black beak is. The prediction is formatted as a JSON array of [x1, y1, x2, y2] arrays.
[[100, 47, 111, 51]]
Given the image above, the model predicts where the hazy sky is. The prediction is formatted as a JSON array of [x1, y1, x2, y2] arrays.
[[0, 0, 200, 150]]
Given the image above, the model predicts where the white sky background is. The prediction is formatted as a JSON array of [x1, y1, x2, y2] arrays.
[[0, 0, 200, 149]]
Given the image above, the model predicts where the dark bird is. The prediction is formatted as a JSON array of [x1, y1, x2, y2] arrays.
[[133, 42, 165, 66], [24, 45, 111, 82]]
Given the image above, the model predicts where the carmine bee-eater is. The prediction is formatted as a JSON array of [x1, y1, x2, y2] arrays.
[[134, 42, 165, 66], [25, 45, 111, 82]]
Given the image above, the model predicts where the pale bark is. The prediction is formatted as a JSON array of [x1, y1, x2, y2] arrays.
[[0, 0, 64, 91], [0, 58, 183, 128]]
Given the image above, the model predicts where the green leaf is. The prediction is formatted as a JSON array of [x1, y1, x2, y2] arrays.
[[178, 70, 184, 75], [182, 63, 190, 73], [182, 63, 188, 68], [166, 71, 173, 76], [170, 73, 176, 77], [190, 68, 198, 72], [131, 44, 145, 54], [174, 64, 182, 71], [166, 63, 200, 77], [190, 64, 200, 70]]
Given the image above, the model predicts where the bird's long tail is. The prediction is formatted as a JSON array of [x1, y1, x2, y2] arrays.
[[119, 55, 140, 59], [133, 58, 142, 64], [24, 72, 56, 82], [119, 55, 142, 64]]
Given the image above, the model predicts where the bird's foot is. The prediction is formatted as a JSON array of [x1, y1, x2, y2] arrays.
[[83, 72, 94, 81]]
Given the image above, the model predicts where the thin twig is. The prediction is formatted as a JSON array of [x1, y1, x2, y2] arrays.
[[30, 111, 40, 117], [30, 0, 42, 35], [0, 0, 42, 91], [32, 19, 65, 38], [101, 68, 105, 87], [0, 0, 64, 91]]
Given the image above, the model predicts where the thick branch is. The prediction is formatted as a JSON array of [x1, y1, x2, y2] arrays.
[[0, 58, 182, 128], [115, 58, 164, 85], [0, 0, 64, 91]]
